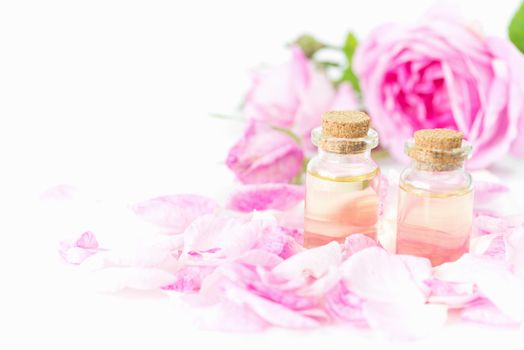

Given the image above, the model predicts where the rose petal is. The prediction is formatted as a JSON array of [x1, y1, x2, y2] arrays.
[[41, 184, 76, 200], [505, 227, 524, 279], [163, 266, 215, 293], [227, 183, 304, 213], [434, 254, 524, 322], [426, 279, 478, 307], [271, 241, 341, 281], [474, 181, 509, 205], [324, 282, 367, 325], [342, 233, 380, 259], [461, 299, 519, 326], [235, 249, 284, 269], [341, 247, 426, 303], [182, 212, 290, 261], [226, 121, 304, 184], [59, 231, 99, 265], [132, 194, 219, 233], [75, 231, 99, 249], [225, 286, 319, 329]]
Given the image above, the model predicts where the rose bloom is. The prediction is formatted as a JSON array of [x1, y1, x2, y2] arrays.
[[244, 46, 357, 152], [226, 120, 304, 184], [354, 13, 524, 168]]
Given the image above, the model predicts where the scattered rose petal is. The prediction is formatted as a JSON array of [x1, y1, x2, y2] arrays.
[[59, 231, 99, 264], [132, 194, 219, 233], [324, 282, 367, 326], [434, 254, 524, 323], [41, 184, 77, 200], [461, 299, 519, 326], [225, 286, 319, 329], [426, 279, 478, 307], [75, 231, 99, 249], [482, 234, 506, 259], [505, 227, 524, 279], [474, 181, 509, 205], [227, 183, 304, 213], [182, 212, 293, 262], [163, 266, 215, 293], [474, 215, 510, 235], [226, 120, 304, 184], [271, 241, 341, 281], [341, 247, 426, 304], [342, 234, 380, 259]]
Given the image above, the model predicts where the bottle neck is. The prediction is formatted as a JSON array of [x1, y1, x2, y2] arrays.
[[411, 159, 465, 172], [317, 149, 372, 163]]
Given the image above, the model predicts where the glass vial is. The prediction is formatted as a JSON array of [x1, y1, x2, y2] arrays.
[[396, 129, 473, 266], [304, 111, 380, 248]]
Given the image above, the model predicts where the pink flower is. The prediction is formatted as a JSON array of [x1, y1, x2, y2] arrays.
[[245, 47, 358, 151], [354, 13, 524, 168], [226, 120, 304, 184]]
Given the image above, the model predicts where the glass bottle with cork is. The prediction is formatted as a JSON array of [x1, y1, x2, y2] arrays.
[[304, 111, 381, 248], [396, 128, 474, 266]]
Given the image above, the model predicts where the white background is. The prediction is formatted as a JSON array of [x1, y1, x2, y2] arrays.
[[1, 0, 524, 349]]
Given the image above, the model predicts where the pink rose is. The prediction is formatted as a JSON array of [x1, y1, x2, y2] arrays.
[[354, 13, 524, 168], [226, 120, 304, 184], [245, 47, 358, 151]]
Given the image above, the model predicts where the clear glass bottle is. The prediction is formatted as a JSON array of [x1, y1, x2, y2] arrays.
[[396, 129, 473, 266], [304, 111, 380, 248]]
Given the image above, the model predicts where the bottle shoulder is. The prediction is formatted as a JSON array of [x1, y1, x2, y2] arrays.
[[307, 153, 379, 179], [399, 167, 472, 194]]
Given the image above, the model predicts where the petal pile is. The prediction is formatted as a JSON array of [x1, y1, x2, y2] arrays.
[[55, 179, 524, 340]]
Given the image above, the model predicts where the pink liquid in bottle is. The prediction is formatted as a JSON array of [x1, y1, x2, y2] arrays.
[[304, 170, 380, 248], [396, 185, 473, 266]]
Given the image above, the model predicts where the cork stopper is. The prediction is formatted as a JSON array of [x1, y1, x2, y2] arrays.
[[315, 111, 375, 154], [414, 129, 463, 150], [407, 128, 470, 171], [322, 111, 370, 138]]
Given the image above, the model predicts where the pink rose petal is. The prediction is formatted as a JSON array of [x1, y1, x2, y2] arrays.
[[163, 266, 215, 293], [182, 212, 293, 263], [235, 249, 284, 269], [474, 181, 509, 205], [474, 215, 510, 235], [41, 184, 76, 200], [59, 231, 99, 265], [225, 286, 319, 329], [75, 231, 99, 249], [324, 282, 367, 326], [271, 241, 341, 281], [226, 121, 304, 184], [505, 227, 524, 279], [342, 234, 380, 259], [434, 254, 524, 322], [426, 279, 478, 307], [132, 194, 219, 233], [341, 247, 426, 303], [461, 299, 519, 326], [227, 183, 304, 213]]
